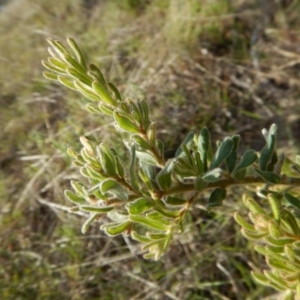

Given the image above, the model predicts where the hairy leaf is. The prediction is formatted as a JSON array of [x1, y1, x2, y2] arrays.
[[81, 213, 99, 234], [210, 137, 234, 170], [202, 168, 222, 182], [130, 215, 170, 231], [254, 169, 281, 184], [126, 198, 155, 215], [100, 179, 128, 200], [207, 188, 226, 207], [101, 221, 131, 236]]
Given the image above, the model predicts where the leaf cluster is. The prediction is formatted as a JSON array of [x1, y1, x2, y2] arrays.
[[235, 192, 300, 299], [43, 38, 300, 296]]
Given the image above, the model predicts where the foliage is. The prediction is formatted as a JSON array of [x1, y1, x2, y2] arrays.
[[43, 37, 300, 297]]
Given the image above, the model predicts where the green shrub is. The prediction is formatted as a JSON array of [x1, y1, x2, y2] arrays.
[[43, 37, 300, 299]]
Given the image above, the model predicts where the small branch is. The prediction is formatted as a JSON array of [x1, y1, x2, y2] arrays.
[[163, 176, 300, 197]]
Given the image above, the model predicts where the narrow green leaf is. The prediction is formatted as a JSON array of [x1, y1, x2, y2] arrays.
[[126, 198, 155, 215], [81, 213, 99, 234], [80, 148, 100, 167], [284, 192, 300, 210], [154, 206, 181, 218], [100, 179, 128, 200], [70, 180, 86, 197], [96, 144, 117, 177], [115, 156, 125, 178], [98, 104, 114, 116], [131, 135, 151, 150], [251, 272, 270, 286], [254, 245, 276, 257], [284, 245, 300, 264], [243, 197, 265, 215], [67, 37, 87, 70], [89, 64, 106, 84], [266, 245, 284, 254], [259, 124, 277, 171], [147, 233, 168, 240], [61, 52, 88, 75], [139, 100, 150, 129], [207, 188, 226, 208], [254, 169, 281, 184], [86, 104, 101, 114], [181, 144, 195, 166], [198, 127, 210, 172], [156, 159, 175, 191], [268, 221, 281, 239], [43, 71, 59, 81], [174, 157, 197, 177], [156, 140, 164, 157], [64, 190, 86, 205], [107, 209, 129, 223], [92, 81, 117, 106], [67, 147, 77, 159], [210, 137, 234, 170], [202, 168, 222, 182], [127, 144, 140, 192], [267, 258, 295, 273], [101, 221, 131, 236], [130, 215, 170, 231], [241, 228, 267, 240], [263, 270, 289, 290], [140, 164, 159, 193], [147, 122, 156, 146], [267, 194, 281, 221], [58, 76, 77, 90], [79, 135, 94, 153], [146, 212, 172, 226], [114, 112, 140, 133], [126, 98, 140, 122], [234, 149, 257, 173], [131, 231, 152, 243], [281, 209, 300, 235], [48, 57, 67, 70], [42, 60, 66, 75], [194, 151, 204, 174], [81, 166, 103, 181], [71, 152, 85, 166], [47, 45, 62, 62], [143, 252, 155, 260], [74, 80, 101, 101], [47, 38, 68, 55], [175, 131, 194, 157], [267, 151, 278, 172], [66, 67, 92, 85], [165, 196, 187, 206], [92, 189, 106, 201], [264, 236, 295, 246], [234, 212, 255, 231], [135, 150, 157, 166], [107, 82, 122, 101], [138, 169, 152, 191], [80, 205, 114, 213]]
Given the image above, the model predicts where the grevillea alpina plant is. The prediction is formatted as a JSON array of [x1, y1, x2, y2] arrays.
[[43, 38, 300, 298]]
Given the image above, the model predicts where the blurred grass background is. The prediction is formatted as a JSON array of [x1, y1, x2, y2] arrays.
[[0, 0, 300, 299]]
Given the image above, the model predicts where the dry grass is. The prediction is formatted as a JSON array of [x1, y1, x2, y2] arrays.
[[1, 0, 300, 299]]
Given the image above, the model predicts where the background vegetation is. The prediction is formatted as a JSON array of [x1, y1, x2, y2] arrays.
[[0, 0, 300, 299]]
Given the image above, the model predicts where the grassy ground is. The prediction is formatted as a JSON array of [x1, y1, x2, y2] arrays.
[[1, 0, 300, 299]]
